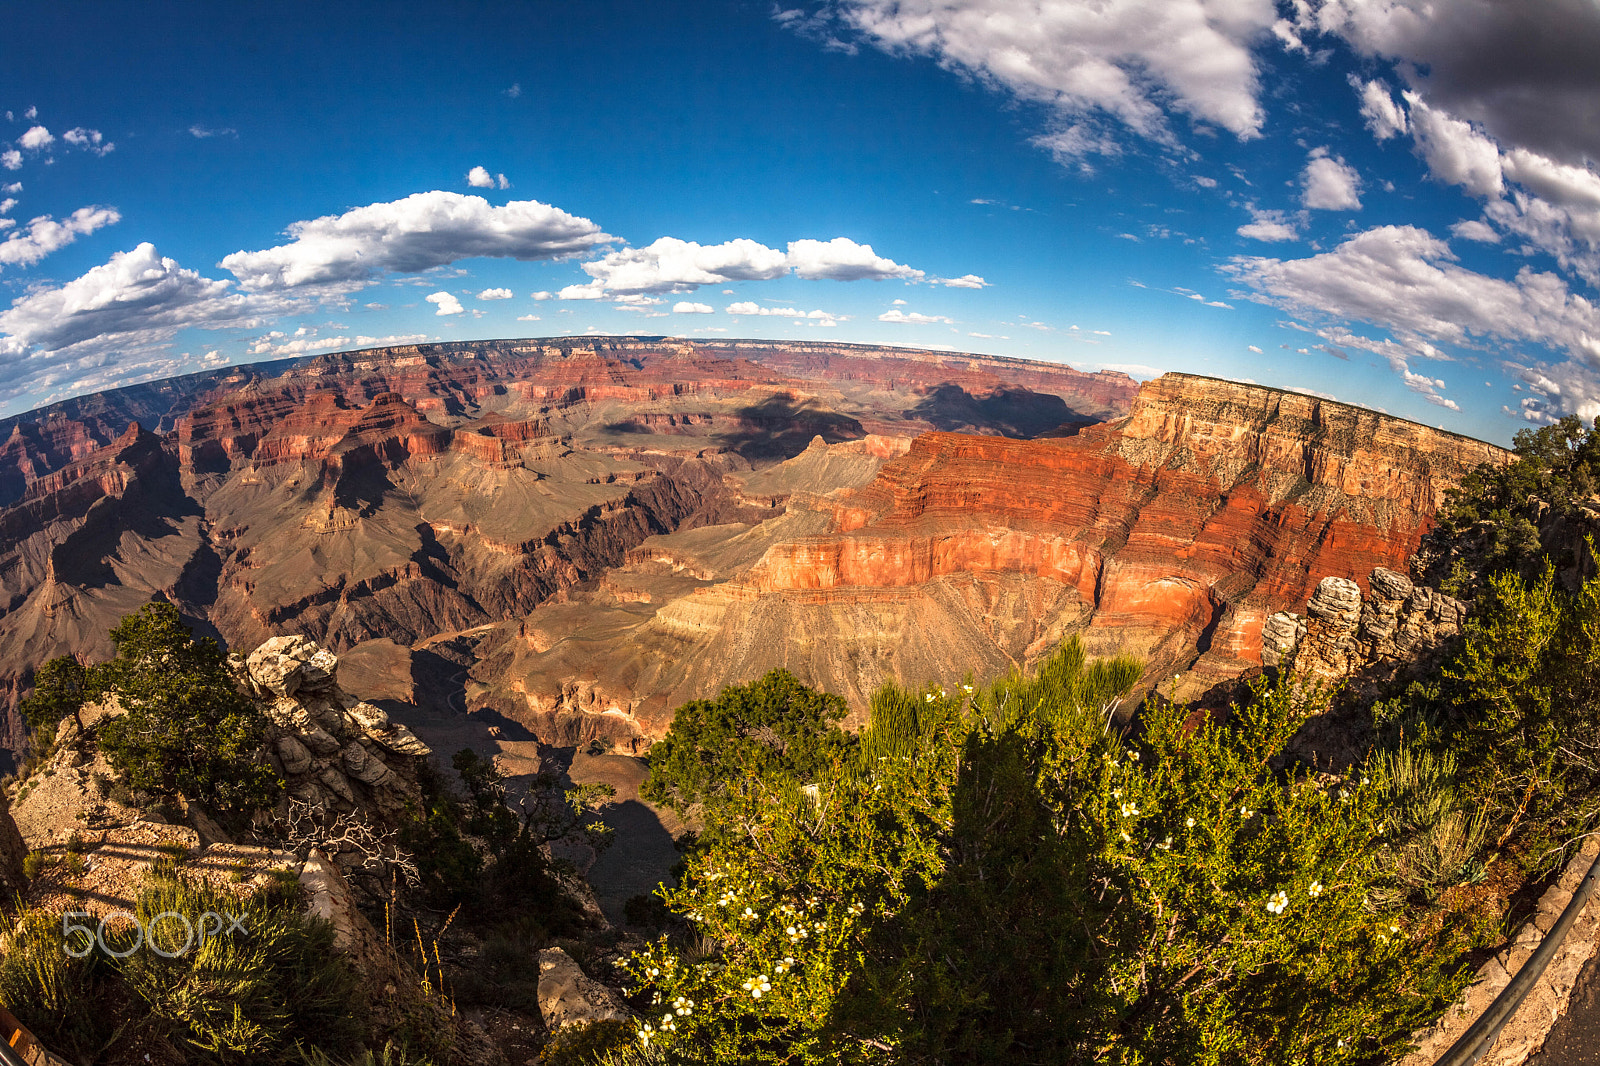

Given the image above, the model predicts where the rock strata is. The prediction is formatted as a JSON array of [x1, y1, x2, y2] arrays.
[[1263, 568, 1468, 688], [233, 634, 431, 825]]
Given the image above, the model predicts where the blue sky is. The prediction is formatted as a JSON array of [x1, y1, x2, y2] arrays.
[[4, 1, 1600, 444]]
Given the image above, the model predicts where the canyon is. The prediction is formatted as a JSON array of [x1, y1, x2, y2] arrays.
[[0, 337, 1506, 764]]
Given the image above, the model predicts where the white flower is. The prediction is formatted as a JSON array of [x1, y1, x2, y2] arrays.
[[1120, 831, 1130, 842], [743, 975, 772, 998], [1185, 817, 1195, 828], [924, 693, 935, 703], [1361, 776, 1369, 785], [1308, 881, 1323, 897], [1119, 802, 1140, 817], [1127, 749, 1140, 762], [742, 907, 756, 919], [646, 967, 660, 978], [1266, 890, 1289, 915], [962, 684, 973, 693], [1240, 806, 1253, 818]]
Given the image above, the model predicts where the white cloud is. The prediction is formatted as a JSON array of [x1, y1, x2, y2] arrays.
[[0, 200, 13, 215], [785, 237, 923, 281], [22, 108, 36, 121], [476, 287, 513, 300], [0, 206, 120, 269], [2, 183, 19, 195], [17, 126, 52, 151], [516, 314, 541, 322], [530, 291, 554, 300], [794, 0, 1279, 157], [248, 331, 430, 357], [425, 291, 464, 316], [467, 166, 496, 188], [1450, 219, 1501, 243], [504, 83, 523, 98], [1248, 344, 1263, 353], [564, 237, 790, 298], [1237, 207, 1299, 242], [1194, 175, 1219, 189], [0, 243, 294, 359], [62, 127, 112, 155], [1353, 78, 1407, 141], [1309, 0, 1600, 166], [673, 301, 714, 313], [1404, 94, 1504, 198], [1301, 149, 1362, 211], [879, 308, 952, 324], [1226, 223, 1600, 414], [935, 273, 989, 288], [1, 151, 20, 171], [726, 301, 840, 323], [188, 125, 237, 138], [220, 191, 612, 291]]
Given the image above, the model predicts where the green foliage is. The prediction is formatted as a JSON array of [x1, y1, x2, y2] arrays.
[[87, 602, 282, 817], [1428, 415, 1600, 595], [538, 1020, 651, 1065], [623, 640, 1469, 1064], [641, 669, 856, 814], [1, 872, 362, 1065], [1366, 744, 1488, 909], [299, 1043, 436, 1066], [19, 654, 86, 735]]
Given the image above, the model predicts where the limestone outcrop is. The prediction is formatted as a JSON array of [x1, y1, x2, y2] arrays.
[[232, 634, 430, 825], [1262, 568, 1469, 689], [537, 947, 632, 1030]]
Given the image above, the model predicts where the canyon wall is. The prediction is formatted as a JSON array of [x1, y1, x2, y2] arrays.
[[479, 373, 1509, 749], [0, 337, 1135, 766]]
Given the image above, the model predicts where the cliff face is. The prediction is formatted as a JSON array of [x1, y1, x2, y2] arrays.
[[481, 373, 1510, 748], [0, 338, 1135, 765]]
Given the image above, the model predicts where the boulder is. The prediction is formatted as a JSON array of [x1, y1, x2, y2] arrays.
[[537, 947, 631, 1030], [1306, 577, 1363, 625]]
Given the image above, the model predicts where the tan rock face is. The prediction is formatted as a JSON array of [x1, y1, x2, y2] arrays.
[[1263, 566, 1468, 689], [483, 373, 1511, 745]]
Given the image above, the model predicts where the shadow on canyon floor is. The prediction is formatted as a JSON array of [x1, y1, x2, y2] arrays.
[[906, 383, 1091, 438]]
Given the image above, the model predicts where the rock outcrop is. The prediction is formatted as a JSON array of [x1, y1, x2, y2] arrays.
[[1263, 568, 1469, 689], [234, 635, 430, 826], [536, 947, 632, 1030]]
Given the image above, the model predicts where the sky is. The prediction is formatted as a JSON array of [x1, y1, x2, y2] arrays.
[[4, 1, 1600, 444]]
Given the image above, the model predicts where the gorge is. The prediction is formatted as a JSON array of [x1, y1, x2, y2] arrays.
[[0, 338, 1507, 766]]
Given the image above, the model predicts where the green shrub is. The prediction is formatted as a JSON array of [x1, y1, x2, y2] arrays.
[[93, 603, 283, 819], [641, 669, 856, 815], [623, 640, 1469, 1064]]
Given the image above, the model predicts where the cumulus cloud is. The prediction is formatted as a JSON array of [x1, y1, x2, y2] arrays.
[[425, 291, 464, 316], [0, 243, 294, 361], [1450, 219, 1501, 243], [1, 151, 20, 171], [467, 167, 512, 190], [0, 206, 120, 269], [726, 301, 840, 323], [1226, 223, 1600, 413], [1237, 207, 1299, 242], [879, 308, 953, 324], [559, 235, 926, 298], [1301, 149, 1362, 210], [562, 237, 790, 298], [935, 273, 989, 288], [220, 191, 612, 291], [17, 126, 52, 151], [188, 125, 237, 138], [785, 237, 923, 281], [673, 301, 714, 313], [476, 287, 513, 300], [1311, 0, 1600, 166], [788, 0, 1280, 157], [62, 127, 113, 155], [516, 314, 540, 321], [1404, 93, 1504, 197], [247, 331, 430, 357], [1353, 78, 1407, 141], [1248, 344, 1263, 353], [0, 200, 14, 216]]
